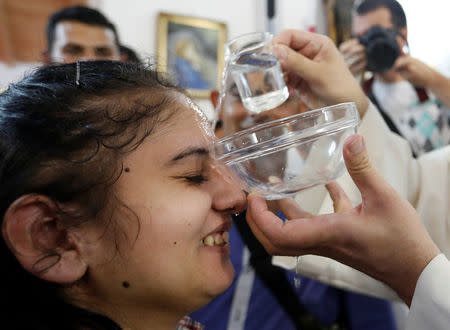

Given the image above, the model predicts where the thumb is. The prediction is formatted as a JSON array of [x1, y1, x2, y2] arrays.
[[274, 44, 317, 81], [343, 134, 383, 197]]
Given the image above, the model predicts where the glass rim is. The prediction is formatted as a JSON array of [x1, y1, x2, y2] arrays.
[[226, 31, 273, 45], [213, 102, 360, 163], [225, 31, 273, 52], [217, 102, 358, 143]]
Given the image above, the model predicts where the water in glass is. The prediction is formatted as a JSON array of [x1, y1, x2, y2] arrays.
[[231, 53, 288, 114]]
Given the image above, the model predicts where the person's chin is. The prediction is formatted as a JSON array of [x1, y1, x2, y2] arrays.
[[192, 262, 234, 311], [219, 260, 235, 291], [198, 246, 235, 293], [208, 260, 235, 297]]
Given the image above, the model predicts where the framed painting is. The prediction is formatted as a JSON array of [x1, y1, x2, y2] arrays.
[[157, 12, 227, 98]]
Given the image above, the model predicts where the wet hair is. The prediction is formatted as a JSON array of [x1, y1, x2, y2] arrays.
[[355, 0, 407, 30], [46, 5, 120, 51], [0, 61, 182, 329]]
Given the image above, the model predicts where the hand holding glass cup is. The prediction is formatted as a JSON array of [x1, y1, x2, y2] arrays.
[[226, 32, 289, 114], [214, 32, 360, 200]]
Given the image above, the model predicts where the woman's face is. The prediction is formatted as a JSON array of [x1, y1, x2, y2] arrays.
[[81, 93, 246, 317]]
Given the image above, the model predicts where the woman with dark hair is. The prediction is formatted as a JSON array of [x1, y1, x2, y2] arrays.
[[0, 60, 246, 329]]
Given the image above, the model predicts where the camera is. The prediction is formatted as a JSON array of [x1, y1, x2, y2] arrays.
[[359, 25, 400, 72]]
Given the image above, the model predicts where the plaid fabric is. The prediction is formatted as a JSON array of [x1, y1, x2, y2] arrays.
[[397, 100, 450, 156], [176, 316, 204, 330], [369, 79, 450, 156]]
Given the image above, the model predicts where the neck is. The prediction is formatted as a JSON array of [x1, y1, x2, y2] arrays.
[[375, 69, 404, 83], [111, 307, 185, 330], [69, 293, 186, 330], [96, 301, 189, 330]]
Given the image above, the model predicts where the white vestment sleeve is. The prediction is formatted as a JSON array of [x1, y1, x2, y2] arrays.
[[406, 254, 450, 330]]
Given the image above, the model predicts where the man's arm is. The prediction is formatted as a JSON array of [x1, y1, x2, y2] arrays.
[[394, 55, 450, 107]]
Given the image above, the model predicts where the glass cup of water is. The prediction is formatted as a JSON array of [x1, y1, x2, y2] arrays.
[[226, 32, 289, 114]]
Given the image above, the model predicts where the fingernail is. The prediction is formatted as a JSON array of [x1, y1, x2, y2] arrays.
[[347, 135, 363, 155], [274, 45, 287, 61]]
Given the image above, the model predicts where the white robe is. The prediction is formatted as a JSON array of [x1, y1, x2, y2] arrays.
[[406, 254, 450, 330]]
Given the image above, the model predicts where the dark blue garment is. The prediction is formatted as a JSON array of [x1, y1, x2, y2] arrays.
[[190, 225, 397, 330], [296, 276, 398, 330]]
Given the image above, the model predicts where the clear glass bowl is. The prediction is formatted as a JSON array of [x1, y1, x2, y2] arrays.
[[213, 102, 360, 200]]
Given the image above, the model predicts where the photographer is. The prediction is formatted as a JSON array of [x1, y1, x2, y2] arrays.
[[339, 0, 450, 156]]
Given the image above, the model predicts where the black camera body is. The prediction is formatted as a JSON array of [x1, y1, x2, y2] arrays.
[[359, 25, 400, 72]]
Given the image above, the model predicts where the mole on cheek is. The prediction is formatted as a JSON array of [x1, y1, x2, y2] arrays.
[[122, 281, 130, 288], [124, 167, 131, 173], [173, 241, 177, 245]]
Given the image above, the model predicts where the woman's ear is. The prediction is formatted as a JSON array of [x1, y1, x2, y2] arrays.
[[2, 194, 87, 284]]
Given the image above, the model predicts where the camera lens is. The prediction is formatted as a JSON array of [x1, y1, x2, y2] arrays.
[[366, 40, 400, 72], [359, 26, 400, 72]]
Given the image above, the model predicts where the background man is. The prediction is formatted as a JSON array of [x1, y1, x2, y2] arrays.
[[43, 5, 121, 64]]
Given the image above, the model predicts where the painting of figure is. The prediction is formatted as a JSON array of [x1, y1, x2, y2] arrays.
[[157, 13, 227, 98]]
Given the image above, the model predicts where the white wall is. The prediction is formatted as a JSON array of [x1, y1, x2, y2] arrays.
[[276, 0, 327, 35], [398, 0, 450, 75], [0, 62, 40, 90]]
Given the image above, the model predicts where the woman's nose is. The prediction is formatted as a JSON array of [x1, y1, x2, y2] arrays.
[[211, 164, 247, 215]]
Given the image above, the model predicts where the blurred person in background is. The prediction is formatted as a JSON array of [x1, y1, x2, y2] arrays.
[[340, 0, 450, 156], [43, 5, 121, 64]]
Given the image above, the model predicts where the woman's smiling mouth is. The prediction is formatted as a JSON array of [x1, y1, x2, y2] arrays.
[[201, 231, 230, 246]]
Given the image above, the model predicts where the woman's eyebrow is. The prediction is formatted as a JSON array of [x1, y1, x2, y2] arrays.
[[168, 147, 209, 164]]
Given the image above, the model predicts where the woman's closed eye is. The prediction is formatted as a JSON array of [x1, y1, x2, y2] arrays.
[[185, 174, 208, 185], [173, 173, 209, 185]]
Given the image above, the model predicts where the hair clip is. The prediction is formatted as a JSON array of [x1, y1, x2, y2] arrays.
[[75, 61, 81, 86]]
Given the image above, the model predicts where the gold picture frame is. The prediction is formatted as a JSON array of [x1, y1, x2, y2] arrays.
[[157, 12, 227, 98]]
